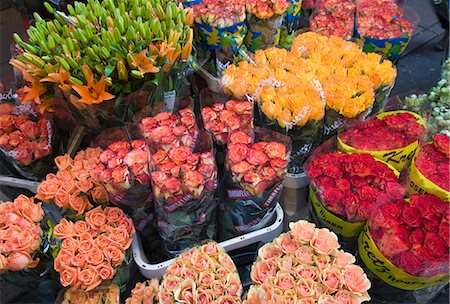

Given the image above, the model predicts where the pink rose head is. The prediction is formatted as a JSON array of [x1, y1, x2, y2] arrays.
[[258, 243, 283, 261], [343, 265, 371, 296], [174, 278, 195, 304], [276, 255, 296, 273], [319, 266, 344, 293], [318, 294, 339, 304], [276, 233, 299, 254], [289, 220, 316, 244], [296, 278, 315, 298], [332, 250, 356, 269], [293, 265, 319, 281], [162, 274, 182, 292], [310, 228, 340, 255], [294, 245, 315, 265], [211, 280, 225, 297], [6, 251, 36, 271], [195, 288, 215, 304], [251, 260, 277, 284], [225, 272, 242, 297], [274, 272, 295, 291]]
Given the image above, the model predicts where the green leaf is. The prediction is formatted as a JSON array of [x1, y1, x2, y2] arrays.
[[105, 65, 116, 77]]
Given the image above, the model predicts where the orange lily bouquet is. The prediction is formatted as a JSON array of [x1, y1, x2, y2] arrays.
[[36, 147, 109, 216], [10, 0, 194, 129], [52, 206, 135, 292]]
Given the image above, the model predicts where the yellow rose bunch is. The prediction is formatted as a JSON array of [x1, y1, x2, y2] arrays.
[[222, 32, 397, 126]]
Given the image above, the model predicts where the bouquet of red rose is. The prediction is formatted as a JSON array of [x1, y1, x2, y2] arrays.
[[52, 206, 135, 292], [202, 99, 254, 145], [159, 241, 242, 304], [0, 102, 54, 180], [409, 133, 450, 201], [244, 220, 371, 304], [338, 111, 426, 171], [358, 194, 449, 290], [139, 108, 199, 151], [94, 139, 152, 208], [306, 149, 404, 238], [220, 128, 291, 240], [310, 0, 356, 40], [150, 131, 218, 254], [0, 195, 61, 298]]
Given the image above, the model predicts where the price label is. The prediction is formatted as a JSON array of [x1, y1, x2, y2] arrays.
[[163, 90, 176, 113]]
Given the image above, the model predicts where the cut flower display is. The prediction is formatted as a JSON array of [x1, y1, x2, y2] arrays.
[[53, 206, 135, 291], [246, 0, 291, 19], [193, 0, 246, 27], [125, 279, 159, 304], [310, 0, 356, 40], [201, 99, 253, 145], [61, 284, 120, 304], [139, 109, 199, 151], [307, 152, 404, 222], [244, 220, 371, 303], [159, 241, 242, 304], [226, 131, 289, 195], [36, 147, 109, 215]]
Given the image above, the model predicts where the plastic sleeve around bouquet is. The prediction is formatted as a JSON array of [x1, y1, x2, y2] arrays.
[[245, 14, 284, 52], [151, 131, 218, 256], [337, 110, 427, 172], [368, 82, 395, 117], [304, 138, 402, 239], [354, 7, 419, 62], [357, 194, 449, 290], [195, 21, 247, 51], [275, 0, 303, 48], [0, 102, 56, 181], [218, 127, 292, 240]]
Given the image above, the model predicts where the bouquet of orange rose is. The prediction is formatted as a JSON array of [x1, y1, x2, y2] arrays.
[[220, 128, 291, 240], [125, 279, 159, 304], [244, 220, 371, 303], [52, 206, 135, 292], [37, 147, 109, 216], [0, 195, 61, 299], [159, 241, 243, 304], [60, 284, 120, 304], [150, 131, 218, 255], [0, 101, 55, 180]]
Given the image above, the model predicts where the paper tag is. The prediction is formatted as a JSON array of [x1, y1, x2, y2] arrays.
[[163, 90, 176, 112], [310, 186, 365, 238], [358, 223, 449, 290]]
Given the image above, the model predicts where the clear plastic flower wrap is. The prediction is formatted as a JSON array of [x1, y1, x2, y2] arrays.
[[0, 195, 62, 300], [149, 131, 218, 256], [358, 193, 449, 291], [158, 241, 243, 304], [244, 220, 372, 304], [337, 110, 427, 171], [0, 101, 56, 180], [274, 0, 303, 48], [59, 284, 120, 304], [304, 138, 405, 240], [219, 127, 291, 240]]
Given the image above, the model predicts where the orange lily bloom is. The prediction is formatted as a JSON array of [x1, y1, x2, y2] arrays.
[[40, 67, 72, 93], [72, 68, 115, 105], [131, 50, 160, 75], [22, 72, 48, 104]]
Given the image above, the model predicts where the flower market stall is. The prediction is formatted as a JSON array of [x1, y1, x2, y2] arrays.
[[0, 0, 449, 303]]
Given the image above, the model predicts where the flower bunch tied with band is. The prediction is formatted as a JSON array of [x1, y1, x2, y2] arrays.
[[159, 241, 242, 304], [244, 220, 371, 303], [9, 0, 194, 114], [246, 0, 291, 19], [53, 206, 135, 291]]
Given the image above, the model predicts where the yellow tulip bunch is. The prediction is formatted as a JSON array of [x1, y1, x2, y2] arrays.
[[222, 32, 397, 128]]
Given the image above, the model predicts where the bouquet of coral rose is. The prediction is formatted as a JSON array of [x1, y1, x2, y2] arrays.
[[52, 206, 135, 292], [60, 284, 120, 304], [0, 101, 55, 180], [358, 194, 449, 290], [338, 111, 426, 171], [310, 0, 356, 40], [244, 220, 371, 304], [305, 148, 405, 238], [201, 99, 254, 145], [150, 132, 218, 254], [0, 195, 61, 299], [159, 241, 242, 304], [219, 128, 291, 240], [245, 0, 291, 51], [94, 139, 152, 208], [139, 108, 199, 152], [37, 147, 109, 216], [409, 133, 450, 201], [124, 279, 159, 304]]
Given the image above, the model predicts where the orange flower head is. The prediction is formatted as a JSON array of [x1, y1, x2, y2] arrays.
[[72, 66, 115, 105], [131, 50, 160, 75]]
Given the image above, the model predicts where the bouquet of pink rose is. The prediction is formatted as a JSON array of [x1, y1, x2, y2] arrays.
[[150, 131, 218, 254], [159, 241, 242, 304], [201, 99, 254, 145], [52, 206, 135, 292], [94, 139, 152, 208], [139, 108, 199, 152], [244, 220, 371, 304], [220, 128, 291, 240], [0, 195, 61, 298], [125, 279, 159, 304], [358, 193, 449, 290], [0, 102, 55, 180]]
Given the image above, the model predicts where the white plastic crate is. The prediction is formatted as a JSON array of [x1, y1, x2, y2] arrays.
[[132, 203, 284, 279]]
